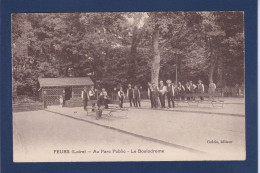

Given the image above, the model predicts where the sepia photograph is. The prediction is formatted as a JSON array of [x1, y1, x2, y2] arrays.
[[12, 11, 245, 162]]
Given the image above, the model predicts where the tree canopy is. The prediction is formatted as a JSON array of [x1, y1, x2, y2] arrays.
[[12, 12, 244, 96]]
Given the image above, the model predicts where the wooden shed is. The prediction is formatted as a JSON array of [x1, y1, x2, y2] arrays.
[[38, 77, 94, 107]]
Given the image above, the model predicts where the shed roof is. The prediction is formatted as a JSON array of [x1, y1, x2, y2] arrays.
[[38, 77, 94, 87]]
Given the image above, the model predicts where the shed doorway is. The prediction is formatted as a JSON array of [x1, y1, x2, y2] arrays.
[[64, 87, 72, 100]]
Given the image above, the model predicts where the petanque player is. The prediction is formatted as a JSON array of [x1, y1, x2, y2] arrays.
[[166, 80, 175, 108], [100, 88, 109, 109], [208, 80, 217, 100], [189, 81, 197, 100], [177, 81, 186, 100], [197, 80, 205, 100], [96, 93, 106, 120], [117, 87, 125, 108], [81, 86, 89, 111], [147, 82, 154, 108], [158, 80, 167, 108], [133, 85, 141, 107], [185, 81, 191, 100], [152, 83, 159, 108], [126, 84, 135, 107], [88, 86, 96, 111]]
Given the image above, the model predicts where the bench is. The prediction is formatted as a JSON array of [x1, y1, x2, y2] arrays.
[[174, 93, 224, 108], [85, 100, 128, 119]]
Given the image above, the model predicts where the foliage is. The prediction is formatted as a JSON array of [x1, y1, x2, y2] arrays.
[[12, 12, 244, 96]]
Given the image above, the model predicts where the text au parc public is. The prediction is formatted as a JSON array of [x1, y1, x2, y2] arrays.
[[54, 149, 165, 154]]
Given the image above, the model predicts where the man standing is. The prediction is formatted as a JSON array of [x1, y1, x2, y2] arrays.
[[189, 81, 197, 100], [209, 80, 217, 100], [81, 87, 89, 111], [177, 82, 185, 100], [235, 84, 240, 96], [96, 93, 105, 120], [185, 82, 191, 100], [118, 87, 125, 108], [100, 88, 109, 109], [197, 80, 205, 100], [148, 82, 154, 108], [159, 80, 167, 108], [88, 86, 96, 111], [166, 80, 175, 108], [152, 83, 159, 108], [133, 85, 141, 107], [127, 84, 134, 107]]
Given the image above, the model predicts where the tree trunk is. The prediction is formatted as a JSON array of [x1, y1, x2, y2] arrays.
[[209, 65, 214, 83], [177, 55, 182, 82], [207, 37, 217, 84], [151, 25, 160, 86], [217, 55, 224, 87], [128, 26, 139, 83]]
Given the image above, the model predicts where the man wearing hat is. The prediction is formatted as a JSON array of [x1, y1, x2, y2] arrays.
[[89, 85, 97, 111], [197, 80, 205, 100], [100, 88, 109, 109], [166, 80, 175, 108], [208, 80, 216, 100], [81, 86, 89, 111], [118, 86, 125, 108], [133, 85, 141, 107], [126, 84, 135, 107], [189, 81, 197, 100], [159, 80, 167, 108]]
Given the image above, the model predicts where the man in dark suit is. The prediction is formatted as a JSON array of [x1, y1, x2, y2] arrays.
[[166, 80, 175, 108], [127, 84, 134, 107], [81, 87, 89, 110]]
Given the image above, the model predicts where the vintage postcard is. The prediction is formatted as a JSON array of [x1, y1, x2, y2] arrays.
[[12, 11, 245, 162]]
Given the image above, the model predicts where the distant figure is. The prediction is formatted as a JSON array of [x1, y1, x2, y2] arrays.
[[235, 84, 240, 96], [197, 80, 205, 100], [81, 87, 89, 111], [152, 83, 159, 108], [59, 95, 64, 108], [96, 94, 106, 120], [177, 82, 185, 100], [89, 86, 96, 111], [112, 87, 117, 100], [133, 85, 141, 107], [118, 87, 125, 108], [166, 80, 175, 108], [139, 86, 143, 99], [159, 80, 167, 108], [147, 82, 154, 108], [100, 88, 109, 109], [208, 81, 217, 100], [127, 84, 134, 107], [185, 82, 191, 100], [189, 81, 197, 100]]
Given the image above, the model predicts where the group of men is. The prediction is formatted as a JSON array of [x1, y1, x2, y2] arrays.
[[147, 79, 216, 109], [81, 79, 217, 110], [81, 86, 109, 111]]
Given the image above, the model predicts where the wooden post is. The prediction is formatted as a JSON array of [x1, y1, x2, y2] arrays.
[[72, 86, 74, 99]]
